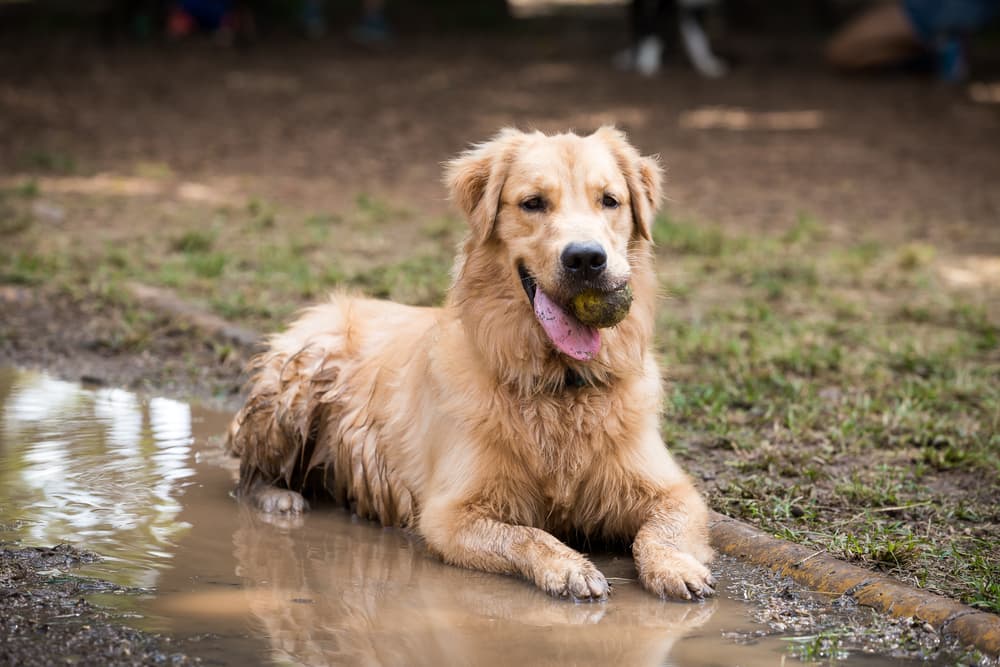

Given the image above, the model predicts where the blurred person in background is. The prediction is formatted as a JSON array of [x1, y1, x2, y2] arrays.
[[826, 0, 1000, 81], [300, 0, 390, 43], [166, 0, 255, 43], [615, 0, 728, 78]]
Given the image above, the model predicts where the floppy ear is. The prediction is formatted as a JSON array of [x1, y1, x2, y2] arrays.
[[445, 128, 524, 244], [594, 126, 663, 242]]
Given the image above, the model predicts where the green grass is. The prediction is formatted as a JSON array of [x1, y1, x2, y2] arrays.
[[171, 229, 216, 254], [349, 254, 452, 305], [654, 216, 1000, 613], [21, 149, 77, 174], [0, 251, 61, 285]]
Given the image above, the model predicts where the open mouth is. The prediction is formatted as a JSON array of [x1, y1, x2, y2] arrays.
[[517, 262, 600, 362], [518, 263, 538, 306]]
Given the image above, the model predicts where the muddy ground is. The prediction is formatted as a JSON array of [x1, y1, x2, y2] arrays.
[[0, 543, 194, 666], [1, 6, 999, 665]]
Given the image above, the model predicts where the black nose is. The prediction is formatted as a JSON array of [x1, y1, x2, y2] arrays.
[[561, 241, 607, 280]]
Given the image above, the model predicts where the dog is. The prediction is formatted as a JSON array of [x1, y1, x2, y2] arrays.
[[226, 127, 715, 602]]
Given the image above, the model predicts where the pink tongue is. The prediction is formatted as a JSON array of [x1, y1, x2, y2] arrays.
[[533, 288, 600, 361]]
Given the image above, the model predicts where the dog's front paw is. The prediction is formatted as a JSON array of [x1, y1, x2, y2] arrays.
[[638, 551, 715, 601], [535, 558, 610, 602], [248, 486, 309, 515]]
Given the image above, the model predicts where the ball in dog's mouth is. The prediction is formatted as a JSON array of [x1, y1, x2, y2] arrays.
[[570, 286, 633, 328], [518, 264, 631, 362]]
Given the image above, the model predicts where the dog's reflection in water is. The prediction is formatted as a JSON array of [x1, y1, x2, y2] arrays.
[[232, 506, 715, 667]]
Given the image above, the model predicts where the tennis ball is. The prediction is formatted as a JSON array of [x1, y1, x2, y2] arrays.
[[570, 285, 633, 328]]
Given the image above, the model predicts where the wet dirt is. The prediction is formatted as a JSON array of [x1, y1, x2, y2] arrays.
[[0, 367, 981, 666], [0, 542, 195, 667], [0, 286, 252, 410]]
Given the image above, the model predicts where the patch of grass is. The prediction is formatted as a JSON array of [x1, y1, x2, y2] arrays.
[[249, 241, 345, 299], [421, 215, 463, 240], [659, 218, 999, 611], [0, 251, 60, 285], [781, 212, 827, 245], [133, 161, 174, 180], [22, 149, 76, 174], [834, 472, 901, 507], [0, 209, 33, 236], [955, 539, 1000, 613], [746, 262, 819, 291], [4, 180, 39, 199], [0, 182, 40, 235], [918, 435, 963, 468], [355, 193, 410, 226], [349, 253, 451, 305], [896, 242, 935, 271], [246, 198, 276, 230], [211, 291, 275, 321], [651, 214, 729, 255], [303, 213, 338, 242], [831, 525, 926, 569], [186, 251, 228, 279], [104, 245, 130, 271], [171, 229, 216, 254]]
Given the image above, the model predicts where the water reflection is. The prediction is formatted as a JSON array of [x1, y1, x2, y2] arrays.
[[0, 369, 195, 587], [224, 509, 714, 667]]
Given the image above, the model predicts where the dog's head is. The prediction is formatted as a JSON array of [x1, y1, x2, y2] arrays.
[[446, 127, 662, 363]]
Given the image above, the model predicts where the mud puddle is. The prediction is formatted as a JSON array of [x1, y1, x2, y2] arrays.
[[0, 368, 953, 666]]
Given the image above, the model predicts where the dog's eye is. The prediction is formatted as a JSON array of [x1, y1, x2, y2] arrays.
[[520, 196, 546, 212], [602, 194, 619, 209]]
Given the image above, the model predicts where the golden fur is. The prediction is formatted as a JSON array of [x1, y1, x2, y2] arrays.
[[227, 127, 715, 601]]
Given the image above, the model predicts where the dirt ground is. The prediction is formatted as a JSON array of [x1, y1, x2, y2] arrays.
[[1, 8, 999, 663], [0, 543, 194, 666], [1, 28, 999, 250]]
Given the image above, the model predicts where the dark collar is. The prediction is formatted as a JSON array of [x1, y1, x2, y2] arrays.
[[564, 367, 589, 389]]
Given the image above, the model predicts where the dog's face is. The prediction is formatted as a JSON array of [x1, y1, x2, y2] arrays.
[[501, 134, 635, 302], [447, 127, 662, 361]]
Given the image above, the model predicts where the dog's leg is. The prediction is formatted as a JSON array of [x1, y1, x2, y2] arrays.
[[421, 503, 610, 601], [631, 487, 716, 600]]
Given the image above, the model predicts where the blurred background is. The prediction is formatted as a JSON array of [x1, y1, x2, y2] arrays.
[[0, 0, 998, 617]]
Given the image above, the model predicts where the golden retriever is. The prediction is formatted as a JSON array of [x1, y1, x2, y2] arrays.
[[226, 127, 715, 601]]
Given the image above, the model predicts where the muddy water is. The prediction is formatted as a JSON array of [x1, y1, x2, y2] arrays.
[[0, 368, 920, 666]]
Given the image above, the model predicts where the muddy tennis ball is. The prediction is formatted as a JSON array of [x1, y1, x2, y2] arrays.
[[570, 286, 633, 328]]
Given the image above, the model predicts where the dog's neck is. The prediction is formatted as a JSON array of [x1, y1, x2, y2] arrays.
[[447, 240, 656, 397], [563, 367, 589, 389]]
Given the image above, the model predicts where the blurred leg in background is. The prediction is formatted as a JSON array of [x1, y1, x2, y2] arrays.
[[616, 0, 727, 78], [678, 0, 728, 77], [629, 0, 667, 76], [352, 0, 390, 44]]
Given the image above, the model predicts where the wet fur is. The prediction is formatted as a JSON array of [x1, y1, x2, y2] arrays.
[[227, 127, 715, 601]]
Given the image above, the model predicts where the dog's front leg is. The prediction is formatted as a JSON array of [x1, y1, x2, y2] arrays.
[[420, 501, 609, 601], [632, 488, 716, 601]]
